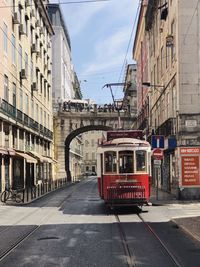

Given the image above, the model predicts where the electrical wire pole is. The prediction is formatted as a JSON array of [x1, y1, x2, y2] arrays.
[[102, 82, 131, 129]]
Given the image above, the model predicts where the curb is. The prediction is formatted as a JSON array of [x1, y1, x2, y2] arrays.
[[172, 219, 200, 243], [0, 182, 76, 206]]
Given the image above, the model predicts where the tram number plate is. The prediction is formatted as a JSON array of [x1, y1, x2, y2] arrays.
[[154, 159, 161, 166]]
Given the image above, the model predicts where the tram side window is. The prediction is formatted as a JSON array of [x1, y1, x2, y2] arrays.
[[136, 150, 147, 172], [104, 151, 117, 173], [119, 151, 133, 173]]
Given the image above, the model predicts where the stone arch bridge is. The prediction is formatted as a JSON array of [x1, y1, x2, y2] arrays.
[[53, 108, 135, 181]]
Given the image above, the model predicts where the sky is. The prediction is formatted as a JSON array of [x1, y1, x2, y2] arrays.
[[52, 0, 140, 104]]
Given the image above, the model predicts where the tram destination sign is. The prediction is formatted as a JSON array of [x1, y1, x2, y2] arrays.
[[107, 130, 143, 141]]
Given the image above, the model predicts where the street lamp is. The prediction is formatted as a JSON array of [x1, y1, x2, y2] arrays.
[[142, 82, 165, 90]]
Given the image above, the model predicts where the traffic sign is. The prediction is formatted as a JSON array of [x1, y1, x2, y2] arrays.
[[151, 135, 164, 148], [154, 159, 162, 165], [152, 148, 163, 160]]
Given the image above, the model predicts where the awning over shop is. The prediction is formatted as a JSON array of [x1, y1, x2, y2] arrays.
[[28, 151, 46, 162], [0, 147, 8, 155], [7, 148, 15, 155], [16, 152, 37, 163], [43, 157, 58, 163]]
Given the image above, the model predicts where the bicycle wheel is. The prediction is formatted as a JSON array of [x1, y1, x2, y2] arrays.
[[14, 193, 22, 203], [1, 190, 10, 203]]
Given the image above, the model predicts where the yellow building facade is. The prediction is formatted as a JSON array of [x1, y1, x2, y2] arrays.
[[0, 0, 54, 192]]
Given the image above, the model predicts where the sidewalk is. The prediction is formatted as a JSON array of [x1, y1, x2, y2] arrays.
[[150, 187, 200, 243]]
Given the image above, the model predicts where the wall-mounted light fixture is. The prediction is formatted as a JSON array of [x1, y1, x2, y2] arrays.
[[142, 82, 165, 88]]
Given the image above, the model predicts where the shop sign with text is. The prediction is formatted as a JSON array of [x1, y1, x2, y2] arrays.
[[180, 147, 200, 186]]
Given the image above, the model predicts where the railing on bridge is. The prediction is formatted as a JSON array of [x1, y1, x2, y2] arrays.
[[54, 101, 133, 116]]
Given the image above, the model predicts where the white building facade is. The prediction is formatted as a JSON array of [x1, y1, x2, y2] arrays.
[[48, 4, 74, 104]]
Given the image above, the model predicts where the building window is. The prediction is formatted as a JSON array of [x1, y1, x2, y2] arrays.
[[91, 139, 94, 147], [40, 75, 43, 94], [25, 94, 28, 115], [11, 34, 16, 64], [31, 99, 34, 119], [161, 46, 164, 76], [31, 60, 33, 83], [47, 114, 49, 129], [13, 83, 16, 107], [44, 112, 46, 127], [3, 23, 8, 53], [166, 45, 168, 69], [171, 20, 176, 62], [92, 152, 95, 160], [19, 89, 23, 111], [4, 75, 9, 101], [24, 16, 28, 36], [19, 44, 22, 70], [47, 86, 50, 101], [25, 52, 28, 75], [40, 107, 43, 125], [36, 104, 38, 119], [12, 0, 15, 13]]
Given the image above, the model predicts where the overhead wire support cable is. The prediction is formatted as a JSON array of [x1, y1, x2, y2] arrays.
[[183, 0, 200, 44], [0, 0, 111, 8], [117, 0, 141, 84]]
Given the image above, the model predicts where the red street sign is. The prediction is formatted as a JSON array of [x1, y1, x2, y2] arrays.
[[153, 148, 163, 160]]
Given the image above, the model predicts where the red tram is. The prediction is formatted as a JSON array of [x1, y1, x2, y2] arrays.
[[97, 131, 151, 207]]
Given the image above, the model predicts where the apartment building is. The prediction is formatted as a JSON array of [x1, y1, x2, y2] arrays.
[[48, 4, 75, 105], [123, 64, 137, 119], [133, 0, 200, 199], [0, 0, 54, 192], [48, 4, 83, 180]]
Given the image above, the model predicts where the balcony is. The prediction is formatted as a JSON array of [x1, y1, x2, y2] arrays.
[[155, 118, 176, 137], [0, 99, 53, 140], [24, 114, 29, 126], [0, 99, 16, 119], [17, 109, 23, 122]]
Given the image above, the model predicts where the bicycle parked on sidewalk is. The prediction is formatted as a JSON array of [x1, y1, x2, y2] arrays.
[[1, 188, 23, 203]]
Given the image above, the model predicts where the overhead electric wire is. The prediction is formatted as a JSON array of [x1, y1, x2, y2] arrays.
[[117, 0, 141, 84], [183, 0, 200, 44], [0, 0, 111, 9]]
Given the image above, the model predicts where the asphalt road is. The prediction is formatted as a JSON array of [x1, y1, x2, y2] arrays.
[[0, 177, 200, 267]]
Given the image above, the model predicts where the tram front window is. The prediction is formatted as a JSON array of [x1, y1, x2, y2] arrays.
[[136, 150, 147, 172], [104, 151, 117, 173], [119, 151, 133, 173]]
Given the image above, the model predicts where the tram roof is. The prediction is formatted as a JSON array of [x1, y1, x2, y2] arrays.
[[101, 138, 151, 147]]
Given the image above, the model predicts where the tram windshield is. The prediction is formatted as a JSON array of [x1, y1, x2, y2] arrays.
[[136, 150, 147, 172], [104, 151, 117, 173], [119, 151, 133, 173]]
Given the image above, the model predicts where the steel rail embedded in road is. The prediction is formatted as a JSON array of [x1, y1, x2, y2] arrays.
[[137, 213, 181, 267], [0, 181, 86, 263], [114, 213, 137, 267]]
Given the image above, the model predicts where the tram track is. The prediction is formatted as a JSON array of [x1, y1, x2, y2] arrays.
[[137, 213, 181, 267], [0, 179, 90, 263], [112, 210, 182, 267]]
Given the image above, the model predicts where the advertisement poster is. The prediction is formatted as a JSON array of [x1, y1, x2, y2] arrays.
[[180, 148, 200, 186]]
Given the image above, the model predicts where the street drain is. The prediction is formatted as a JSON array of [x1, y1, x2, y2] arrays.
[[38, 236, 60, 240]]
